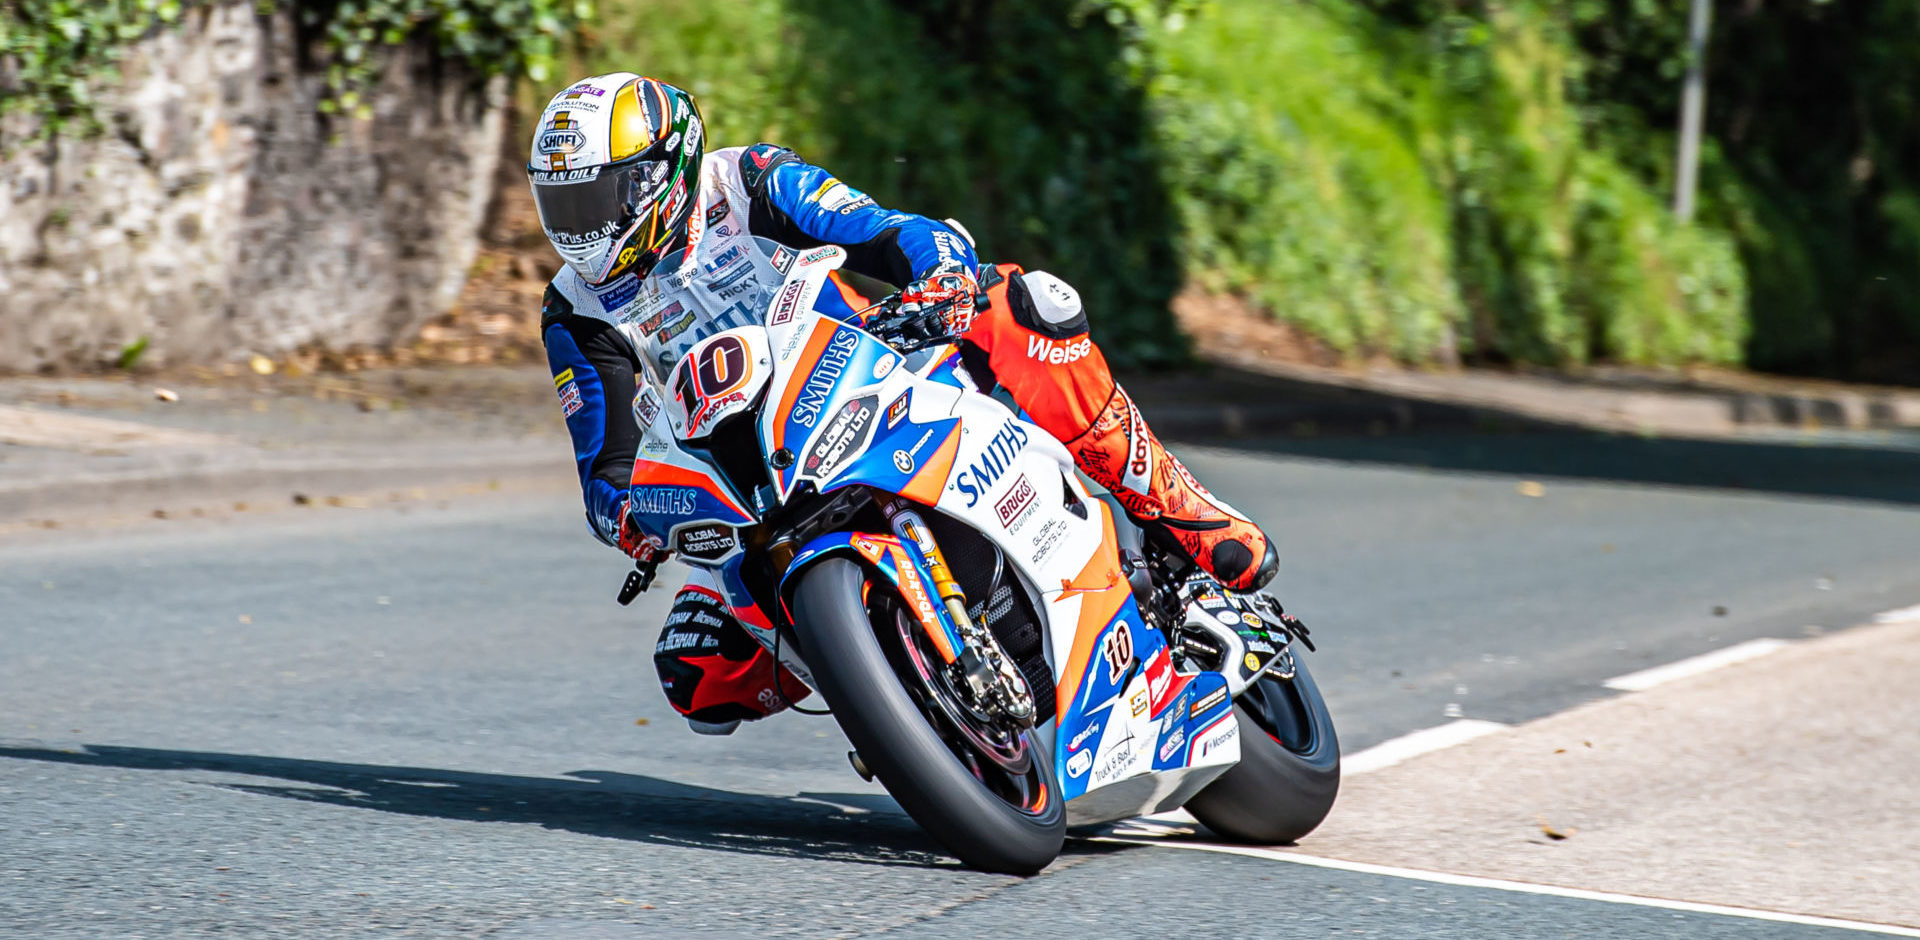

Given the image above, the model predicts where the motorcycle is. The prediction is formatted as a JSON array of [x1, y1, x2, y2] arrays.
[[617, 235, 1340, 873]]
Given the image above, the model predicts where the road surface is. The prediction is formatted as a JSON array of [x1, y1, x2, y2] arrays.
[[6, 430, 1920, 938]]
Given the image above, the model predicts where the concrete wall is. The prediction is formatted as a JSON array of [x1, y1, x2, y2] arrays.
[[0, 3, 505, 372]]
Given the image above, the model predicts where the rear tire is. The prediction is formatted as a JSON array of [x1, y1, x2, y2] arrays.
[[791, 558, 1064, 873], [1183, 654, 1340, 844]]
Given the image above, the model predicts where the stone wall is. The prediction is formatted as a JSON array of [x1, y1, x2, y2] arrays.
[[0, 3, 505, 373]]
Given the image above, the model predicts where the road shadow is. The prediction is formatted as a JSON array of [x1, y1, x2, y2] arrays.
[[0, 742, 1095, 872], [1127, 365, 1920, 508]]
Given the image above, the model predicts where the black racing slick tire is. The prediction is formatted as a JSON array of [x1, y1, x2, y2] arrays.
[[791, 558, 1065, 874], [1183, 654, 1341, 845]]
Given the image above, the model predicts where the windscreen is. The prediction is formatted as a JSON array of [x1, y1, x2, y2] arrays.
[[630, 235, 794, 384]]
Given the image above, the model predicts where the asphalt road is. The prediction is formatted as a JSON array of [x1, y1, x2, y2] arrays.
[[5, 432, 1920, 938]]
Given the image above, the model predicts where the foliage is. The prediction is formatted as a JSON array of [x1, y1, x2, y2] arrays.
[[1355, 0, 1920, 380], [576, 0, 1192, 367], [0, 0, 589, 136], [1152, 0, 1744, 365]]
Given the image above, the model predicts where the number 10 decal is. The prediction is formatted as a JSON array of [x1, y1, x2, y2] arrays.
[[666, 329, 772, 442]]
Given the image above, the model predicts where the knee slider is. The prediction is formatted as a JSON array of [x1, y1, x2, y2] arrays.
[[1009, 270, 1087, 339]]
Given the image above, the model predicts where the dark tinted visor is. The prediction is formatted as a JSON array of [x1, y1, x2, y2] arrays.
[[528, 151, 674, 245]]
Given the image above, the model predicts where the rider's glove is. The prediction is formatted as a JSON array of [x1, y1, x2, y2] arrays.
[[616, 494, 672, 566], [896, 264, 981, 342]]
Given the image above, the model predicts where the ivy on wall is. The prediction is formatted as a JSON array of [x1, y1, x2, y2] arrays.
[[0, 0, 591, 138]]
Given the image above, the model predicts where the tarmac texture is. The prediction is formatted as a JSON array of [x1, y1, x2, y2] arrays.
[[5, 368, 1920, 937]]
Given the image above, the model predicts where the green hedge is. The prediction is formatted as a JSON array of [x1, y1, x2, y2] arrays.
[[576, 0, 1192, 367], [571, 0, 1748, 369]]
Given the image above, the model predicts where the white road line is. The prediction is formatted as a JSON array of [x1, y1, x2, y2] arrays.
[[1602, 638, 1791, 692], [1340, 719, 1509, 775], [1873, 604, 1920, 624], [1094, 838, 1920, 937]]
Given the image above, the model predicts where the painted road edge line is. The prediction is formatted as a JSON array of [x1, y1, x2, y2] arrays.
[[1874, 604, 1920, 624], [1095, 839, 1920, 938], [1341, 719, 1509, 775], [1602, 637, 1791, 692]]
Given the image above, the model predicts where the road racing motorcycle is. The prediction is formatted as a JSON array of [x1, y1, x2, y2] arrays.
[[617, 236, 1340, 873]]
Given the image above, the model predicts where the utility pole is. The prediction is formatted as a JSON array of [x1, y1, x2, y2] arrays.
[[1673, 0, 1712, 222]]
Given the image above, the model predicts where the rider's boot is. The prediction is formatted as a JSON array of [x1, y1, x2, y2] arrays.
[[654, 582, 808, 733], [1066, 385, 1277, 593], [965, 265, 1275, 592]]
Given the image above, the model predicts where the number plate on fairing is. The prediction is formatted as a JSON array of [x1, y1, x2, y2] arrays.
[[666, 327, 772, 441]]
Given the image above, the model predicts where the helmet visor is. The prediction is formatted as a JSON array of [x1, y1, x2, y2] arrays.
[[529, 151, 676, 279]]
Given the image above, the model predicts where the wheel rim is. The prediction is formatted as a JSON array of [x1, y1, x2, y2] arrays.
[[882, 601, 1053, 816], [1239, 670, 1320, 755]]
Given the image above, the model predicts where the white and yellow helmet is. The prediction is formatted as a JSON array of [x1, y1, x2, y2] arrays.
[[527, 73, 705, 286]]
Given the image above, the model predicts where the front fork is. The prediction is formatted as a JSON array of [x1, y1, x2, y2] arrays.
[[881, 498, 1037, 725]]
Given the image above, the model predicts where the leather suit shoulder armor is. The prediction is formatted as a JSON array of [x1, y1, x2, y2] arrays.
[[540, 282, 576, 328], [738, 143, 801, 193]]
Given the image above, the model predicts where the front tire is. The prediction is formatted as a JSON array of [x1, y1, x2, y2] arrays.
[[791, 558, 1064, 873], [1183, 654, 1341, 844]]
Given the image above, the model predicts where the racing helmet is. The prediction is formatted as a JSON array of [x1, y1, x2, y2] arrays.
[[527, 74, 705, 286]]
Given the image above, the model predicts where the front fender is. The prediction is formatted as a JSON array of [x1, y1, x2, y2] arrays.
[[780, 532, 964, 665]]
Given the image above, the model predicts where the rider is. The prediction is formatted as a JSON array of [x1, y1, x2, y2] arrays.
[[531, 73, 1278, 734]]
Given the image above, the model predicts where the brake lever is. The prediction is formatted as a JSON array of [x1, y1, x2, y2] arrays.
[[860, 294, 959, 354], [616, 558, 660, 606]]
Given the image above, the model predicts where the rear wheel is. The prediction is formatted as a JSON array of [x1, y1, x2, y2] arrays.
[[1183, 653, 1341, 844], [791, 558, 1064, 873]]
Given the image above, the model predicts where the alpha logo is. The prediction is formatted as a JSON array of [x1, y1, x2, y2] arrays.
[[674, 523, 737, 561], [1068, 720, 1101, 752], [630, 486, 698, 516], [790, 328, 861, 427], [952, 421, 1031, 507], [1189, 686, 1227, 719], [770, 246, 795, 273], [1101, 620, 1134, 685], [994, 473, 1037, 528], [1024, 335, 1093, 365], [705, 199, 729, 228], [768, 279, 807, 326], [1066, 747, 1093, 778]]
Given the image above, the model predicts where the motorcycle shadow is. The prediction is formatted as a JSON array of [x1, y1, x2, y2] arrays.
[[0, 742, 1101, 871]]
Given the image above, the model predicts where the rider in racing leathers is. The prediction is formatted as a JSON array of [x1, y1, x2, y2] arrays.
[[530, 73, 1279, 734]]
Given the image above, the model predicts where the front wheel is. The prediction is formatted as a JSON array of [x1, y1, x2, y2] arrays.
[[1183, 653, 1341, 844], [791, 558, 1064, 873]]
